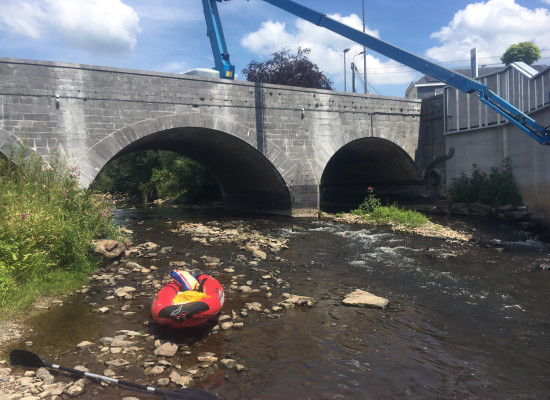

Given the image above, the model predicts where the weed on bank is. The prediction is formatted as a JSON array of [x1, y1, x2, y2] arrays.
[[0, 143, 121, 317], [351, 187, 429, 229]]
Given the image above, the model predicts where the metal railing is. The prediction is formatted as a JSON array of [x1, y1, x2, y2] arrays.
[[444, 65, 550, 133]]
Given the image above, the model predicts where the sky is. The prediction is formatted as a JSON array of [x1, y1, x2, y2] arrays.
[[1, 0, 550, 97]]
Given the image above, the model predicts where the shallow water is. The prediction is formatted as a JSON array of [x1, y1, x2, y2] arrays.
[[6, 207, 550, 399]]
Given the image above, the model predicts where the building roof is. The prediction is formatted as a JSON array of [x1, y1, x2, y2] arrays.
[[406, 63, 549, 99]]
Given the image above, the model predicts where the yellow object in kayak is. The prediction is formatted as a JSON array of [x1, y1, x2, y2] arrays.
[[173, 290, 209, 304]]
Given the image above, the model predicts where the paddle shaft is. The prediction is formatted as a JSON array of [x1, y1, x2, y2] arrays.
[[10, 349, 218, 399], [46, 361, 160, 395]]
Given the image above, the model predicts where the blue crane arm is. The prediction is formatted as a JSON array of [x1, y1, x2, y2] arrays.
[[202, 0, 235, 79], [205, 0, 550, 144]]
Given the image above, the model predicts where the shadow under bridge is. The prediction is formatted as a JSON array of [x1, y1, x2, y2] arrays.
[[320, 137, 423, 212]]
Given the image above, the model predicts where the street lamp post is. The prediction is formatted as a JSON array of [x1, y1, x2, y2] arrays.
[[343, 48, 350, 92]]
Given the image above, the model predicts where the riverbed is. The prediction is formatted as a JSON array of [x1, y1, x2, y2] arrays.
[[2, 207, 550, 399]]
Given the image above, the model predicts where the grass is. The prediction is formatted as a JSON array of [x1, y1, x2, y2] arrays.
[[350, 187, 429, 229], [0, 141, 123, 318]]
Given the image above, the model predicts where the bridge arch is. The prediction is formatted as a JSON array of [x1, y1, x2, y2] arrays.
[[80, 113, 295, 215], [320, 137, 423, 212]]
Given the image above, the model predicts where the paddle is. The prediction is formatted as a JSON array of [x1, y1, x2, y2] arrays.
[[10, 349, 218, 400]]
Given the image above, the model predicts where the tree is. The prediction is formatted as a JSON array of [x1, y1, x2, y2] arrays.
[[500, 42, 541, 65], [91, 150, 221, 205], [241, 47, 334, 90]]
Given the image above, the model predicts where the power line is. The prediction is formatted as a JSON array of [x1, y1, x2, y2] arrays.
[[358, 48, 550, 75]]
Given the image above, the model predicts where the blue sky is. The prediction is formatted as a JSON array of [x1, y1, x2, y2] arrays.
[[1, 0, 550, 97]]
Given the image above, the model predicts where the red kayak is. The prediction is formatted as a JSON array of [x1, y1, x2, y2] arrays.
[[151, 274, 225, 329]]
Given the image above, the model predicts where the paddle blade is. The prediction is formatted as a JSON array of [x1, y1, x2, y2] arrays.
[[10, 350, 46, 368], [163, 387, 218, 400]]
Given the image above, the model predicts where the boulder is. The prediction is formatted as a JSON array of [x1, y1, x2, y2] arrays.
[[469, 202, 493, 217], [342, 289, 389, 309], [92, 239, 126, 260], [500, 210, 531, 222], [434, 200, 452, 215], [449, 202, 469, 216]]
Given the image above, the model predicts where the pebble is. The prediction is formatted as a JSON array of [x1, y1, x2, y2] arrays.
[[144, 365, 165, 375], [76, 341, 95, 349], [169, 371, 193, 387], [105, 359, 130, 367], [154, 342, 178, 357]]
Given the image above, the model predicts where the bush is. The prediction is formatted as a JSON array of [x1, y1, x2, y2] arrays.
[[0, 141, 122, 313], [449, 158, 522, 207], [354, 187, 381, 214]]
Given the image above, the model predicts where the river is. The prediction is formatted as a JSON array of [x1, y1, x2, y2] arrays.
[[5, 207, 550, 399]]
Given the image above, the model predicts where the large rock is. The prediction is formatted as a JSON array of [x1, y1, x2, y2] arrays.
[[449, 202, 469, 216], [500, 210, 531, 222], [342, 290, 389, 309], [93, 239, 126, 260], [469, 202, 493, 217]]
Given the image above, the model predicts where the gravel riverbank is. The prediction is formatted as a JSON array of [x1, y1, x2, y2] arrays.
[[0, 214, 540, 399]]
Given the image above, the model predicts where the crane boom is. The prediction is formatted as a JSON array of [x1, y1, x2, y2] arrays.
[[202, 0, 235, 79], [203, 0, 550, 145]]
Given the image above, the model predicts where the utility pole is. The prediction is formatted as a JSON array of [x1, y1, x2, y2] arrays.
[[351, 63, 356, 93]]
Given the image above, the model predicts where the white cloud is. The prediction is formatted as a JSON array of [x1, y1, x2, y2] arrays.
[[0, 0, 141, 55], [240, 13, 416, 86], [159, 60, 191, 74], [426, 0, 550, 64], [133, 0, 203, 23], [0, 1, 46, 38]]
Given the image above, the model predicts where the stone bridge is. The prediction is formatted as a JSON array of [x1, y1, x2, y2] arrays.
[[0, 58, 438, 216]]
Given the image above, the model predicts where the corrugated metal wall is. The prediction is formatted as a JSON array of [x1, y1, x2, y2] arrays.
[[444, 66, 550, 133]]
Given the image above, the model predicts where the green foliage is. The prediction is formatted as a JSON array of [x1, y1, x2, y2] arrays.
[[448, 158, 522, 207], [351, 187, 429, 229], [501, 42, 541, 65], [91, 150, 221, 204], [0, 141, 121, 314]]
